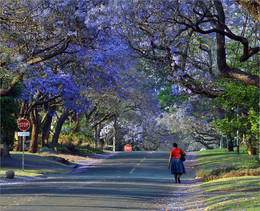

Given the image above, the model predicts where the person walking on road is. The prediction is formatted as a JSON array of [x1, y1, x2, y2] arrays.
[[168, 143, 186, 183]]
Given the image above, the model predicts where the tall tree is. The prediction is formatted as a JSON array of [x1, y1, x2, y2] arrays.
[[212, 80, 259, 155], [0, 0, 108, 96], [96, 0, 259, 95]]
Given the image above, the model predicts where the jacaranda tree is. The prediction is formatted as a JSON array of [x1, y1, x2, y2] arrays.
[[103, 0, 259, 95]]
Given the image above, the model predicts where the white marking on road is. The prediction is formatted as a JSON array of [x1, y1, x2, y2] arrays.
[[129, 168, 136, 174], [140, 157, 146, 162]]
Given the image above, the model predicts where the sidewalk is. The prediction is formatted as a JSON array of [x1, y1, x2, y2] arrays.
[[184, 151, 205, 210]]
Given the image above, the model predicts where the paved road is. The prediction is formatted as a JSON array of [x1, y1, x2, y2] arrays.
[[0, 151, 204, 211]]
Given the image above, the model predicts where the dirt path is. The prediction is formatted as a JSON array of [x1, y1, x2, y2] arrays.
[[160, 151, 205, 211]]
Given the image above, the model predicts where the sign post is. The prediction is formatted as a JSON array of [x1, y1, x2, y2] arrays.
[[17, 119, 30, 171]]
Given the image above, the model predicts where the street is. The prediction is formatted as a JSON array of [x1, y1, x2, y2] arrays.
[[0, 151, 202, 211]]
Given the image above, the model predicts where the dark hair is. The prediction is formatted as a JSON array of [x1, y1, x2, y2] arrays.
[[172, 143, 177, 147]]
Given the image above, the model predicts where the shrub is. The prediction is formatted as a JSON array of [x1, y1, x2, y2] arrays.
[[47, 143, 103, 155]]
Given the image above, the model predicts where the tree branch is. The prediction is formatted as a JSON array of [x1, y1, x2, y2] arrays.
[[0, 71, 24, 96], [27, 36, 72, 65], [234, 0, 260, 22], [0, 36, 72, 96], [213, 0, 260, 88]]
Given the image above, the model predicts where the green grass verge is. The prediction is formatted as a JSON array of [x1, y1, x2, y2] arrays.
[[203, 176, 260, 211], [0, 152, 75, 179], [0, 169, 43, 178], [198, 147, 259, 181], [1, 145, 103, 179], [0, 167, 72, 178], [197, 147, 260, 210], [198, 147, 259, 169]]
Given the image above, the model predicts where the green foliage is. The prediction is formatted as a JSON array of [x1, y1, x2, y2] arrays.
[[75, 145, 103, 154], [211, 117, 237, 137], [226, 36, 260, 77], [211, 80, 259, 148], [61, 119, 94, 143], [0, 76, 22, 146], [215, 80, 259, 111], [0, 96, 19, 145], [157, 83, 187, 108], [245, 109, 259, 143], [47, 143, 103, 155], [212, 35, 259, 148], [157, 83, 176, 107]]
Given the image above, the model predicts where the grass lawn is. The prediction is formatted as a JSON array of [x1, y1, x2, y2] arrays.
[[0, 169, 44, 178], [203, 176, 260, 210], [197, 147, 260, 210], [0, 167, 71, 178], [0, 152, 75, 179], [198, 148, 259, 170], [1, 145, 103, 180]]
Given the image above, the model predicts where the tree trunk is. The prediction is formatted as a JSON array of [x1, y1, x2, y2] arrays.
[[112, 116, 117, 152], [227, 137, 234, 152], [94, 125, 98, 148], [28, 108, 40, 153], [28, 123, 40, 153], [94, 124, 102, 149], [71, 113, 80, 133], [103, 133, 110, 149], [97, 124, 103, 149], [234, 0, 260, 23], [14, 135, 23, 151], [72, 120, 80, 133], [0, 143, 10, 157], [41, 113, 53, 147], [19, 102, 28, 119], [52, 109, 72, 144], [247, 139, 257, 156], [237, 146, 240, 154]]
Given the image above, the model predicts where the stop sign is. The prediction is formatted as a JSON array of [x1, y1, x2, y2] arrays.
[[124, 144, 132, 152], [18, 119, 30, 131]]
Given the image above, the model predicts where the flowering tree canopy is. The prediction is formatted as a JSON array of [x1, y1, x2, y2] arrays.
[[1, 0, 259, 153], [101, 0, 259, 98]]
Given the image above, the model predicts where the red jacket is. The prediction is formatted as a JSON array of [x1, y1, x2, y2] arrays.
[[170, 148, 184, 158]]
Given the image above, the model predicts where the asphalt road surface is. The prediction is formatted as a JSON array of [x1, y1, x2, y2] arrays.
[[0, 151, 202, 211]]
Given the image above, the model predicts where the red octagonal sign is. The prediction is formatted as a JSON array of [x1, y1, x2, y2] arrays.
[[124, 144, 132, 152], [18, 119, 30, 131]]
